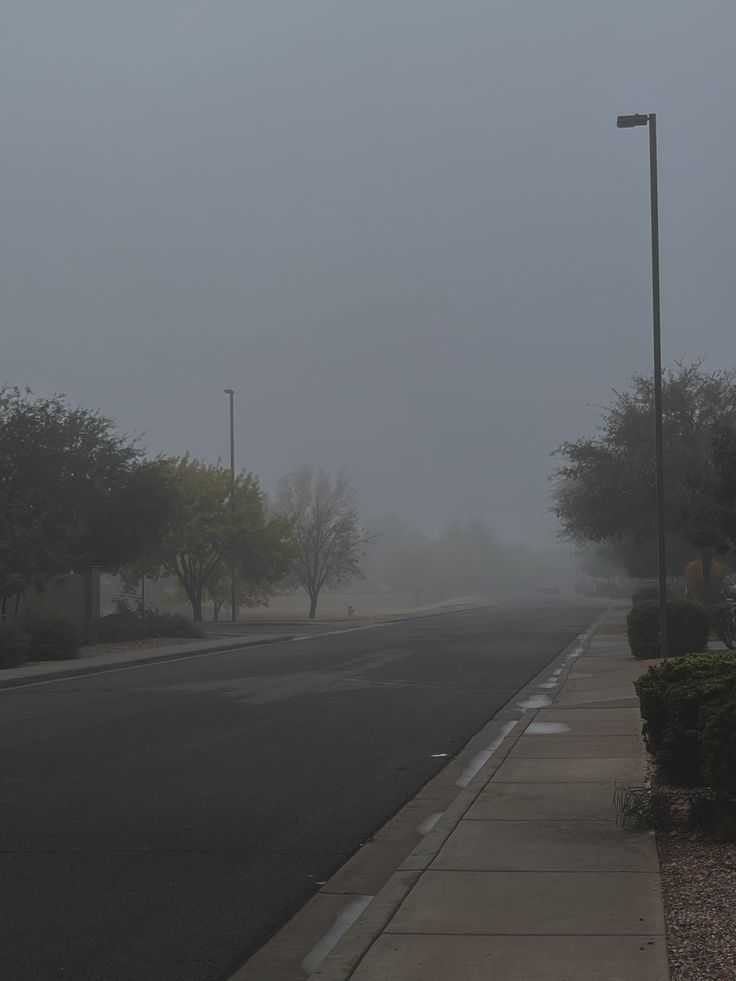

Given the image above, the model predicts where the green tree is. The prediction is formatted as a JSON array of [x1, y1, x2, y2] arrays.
[[276, 466, 373, 619], [204, 562, 285, 621], [688, 426, 736, 559], [148, 457, 292, 621], [552, 363, 736, 596], [0, 388, 174, 619]]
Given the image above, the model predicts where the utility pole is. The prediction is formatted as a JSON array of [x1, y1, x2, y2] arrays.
[[224, 389, 236, 622], [617, 112, 668, 659]]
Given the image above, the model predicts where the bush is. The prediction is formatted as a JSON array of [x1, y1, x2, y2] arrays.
[[0, 622, 29, 668], [91, 612, 201, 644], [635, 652, 736, 785], [687, 791, 736, 842], [627, 599, 709, 659], [614, 785, 673, 831], [26, 617, 80, 661], [700, 690, 736, 798], [707, 601, 736, 650], [632, 585, 662, 606]]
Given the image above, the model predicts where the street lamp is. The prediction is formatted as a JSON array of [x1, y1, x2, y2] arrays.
[[224, 388, 236, 622], [617, 111, 668, 660]]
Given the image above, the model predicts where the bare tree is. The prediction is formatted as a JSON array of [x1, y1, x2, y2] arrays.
[[276, 466, 372, 619]]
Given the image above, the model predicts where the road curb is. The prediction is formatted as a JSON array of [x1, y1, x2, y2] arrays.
[[0, 635, 294, 690], [304, 620, 605, 981], [0, 602, 490, 691]]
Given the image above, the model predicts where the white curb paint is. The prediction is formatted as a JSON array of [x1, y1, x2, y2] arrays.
[[456, 720, 518, 787], [417, 811, 445, 835], [516, 693, 552, 709], [301, 896, 373, 975]]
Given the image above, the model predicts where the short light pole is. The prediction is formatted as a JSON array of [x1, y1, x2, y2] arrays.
[[224, 388, 237, 622], [617, 112, 668, 659]]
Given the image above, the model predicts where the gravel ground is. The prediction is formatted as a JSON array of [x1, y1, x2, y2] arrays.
[[658, 833, 736, 981], [645, 748, 736, 981], [80, 637, 192, 659]]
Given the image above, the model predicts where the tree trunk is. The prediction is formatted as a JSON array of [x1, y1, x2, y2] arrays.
[[191, 594, 203, 622], [701, 550, 713, 602], [308, 593, 318, 620]]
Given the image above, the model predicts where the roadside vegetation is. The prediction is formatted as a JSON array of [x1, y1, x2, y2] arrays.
[[557, 360, 736, 978]]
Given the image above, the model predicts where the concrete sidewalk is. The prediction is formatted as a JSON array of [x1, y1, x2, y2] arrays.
[[311, 611, 669, 981]]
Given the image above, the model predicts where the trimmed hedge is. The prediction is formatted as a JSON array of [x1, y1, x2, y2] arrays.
[[701, 690, 736, 797], [0, 622, 29, 668], [91, 612, 201, 644], [627, 599, 709, 659], [26, 617, 80, 662], [635, 652, 736, 786]]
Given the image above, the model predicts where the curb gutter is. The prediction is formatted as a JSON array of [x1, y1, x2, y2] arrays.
[[305, 617, 604, 981], [0, 634, 294, 690]]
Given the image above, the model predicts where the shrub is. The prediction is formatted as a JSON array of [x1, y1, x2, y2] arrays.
[[627, 599, 709, 659], [90, 612, 201, 644], [26, 617, 80, 661], [0, 622, 29, 668], [700, 690, 736, 798], [614, 785, 673, 831], [635, 652, 736, 785], [150, 613, 203, 639], [707, 601, 736, 650], [687, 791, 736, 842]]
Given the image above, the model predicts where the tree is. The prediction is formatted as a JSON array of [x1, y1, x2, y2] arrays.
[[552, 363, 736, 597], [276, 466, 373, 619], [382, 536, 442, 605], [435, 519, 507, 596], [0, 388, 174, 619], [204, 564, 230, 622], [577, 545, 626, 585], [204, 563, 284, 621], [685, 558, 729, 603], [690, 426, 736, 558], [147, 457, 292, 621], [361, 513, 422, 586]]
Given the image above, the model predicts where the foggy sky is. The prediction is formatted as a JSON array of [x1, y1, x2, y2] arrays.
[[2, 2, 734, 543]]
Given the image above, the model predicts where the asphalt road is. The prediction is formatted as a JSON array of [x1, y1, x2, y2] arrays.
[[1, 597, 605, 981]]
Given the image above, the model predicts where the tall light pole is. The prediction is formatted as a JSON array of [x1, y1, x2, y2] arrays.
[[617, 112, 667, 660], [224, 388, 237, 622]]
